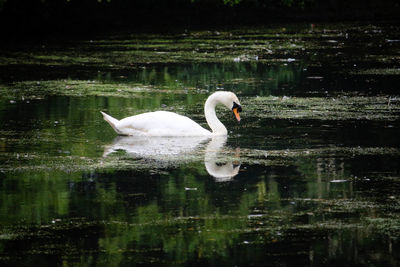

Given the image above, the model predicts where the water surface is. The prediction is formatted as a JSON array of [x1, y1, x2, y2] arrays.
[[0, 23, 399, 266]]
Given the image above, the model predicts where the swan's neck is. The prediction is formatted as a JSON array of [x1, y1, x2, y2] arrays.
[[204, 96, 227, 135]]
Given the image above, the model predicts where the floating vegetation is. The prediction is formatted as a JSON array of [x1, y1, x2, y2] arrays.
[[0, 141, 398, 173], [1, 24, 398, 71], [244, 95, 400, 121], [240, 146, 400, 165], [0, 80, 171, 100], [350, 68, 400, 75]]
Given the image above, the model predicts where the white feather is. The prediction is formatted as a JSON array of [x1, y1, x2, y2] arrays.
[[100, 91, 241, 136]]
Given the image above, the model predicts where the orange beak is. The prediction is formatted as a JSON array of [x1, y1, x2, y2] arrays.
[[233, 108, 241, 122]]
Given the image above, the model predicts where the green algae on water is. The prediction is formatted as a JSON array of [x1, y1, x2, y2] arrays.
[[244, 95, 400, 121]]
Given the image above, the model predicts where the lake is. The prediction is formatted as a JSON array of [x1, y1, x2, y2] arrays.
[[0, 23, 399, 266]]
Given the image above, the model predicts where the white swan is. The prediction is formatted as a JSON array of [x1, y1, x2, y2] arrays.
[[100, 91, 242, 136]]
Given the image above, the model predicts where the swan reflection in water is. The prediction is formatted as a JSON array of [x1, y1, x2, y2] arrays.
[[103, 136, 240, 182]]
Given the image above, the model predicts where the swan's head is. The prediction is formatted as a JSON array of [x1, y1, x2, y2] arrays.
[[212, 91, 242, 122]]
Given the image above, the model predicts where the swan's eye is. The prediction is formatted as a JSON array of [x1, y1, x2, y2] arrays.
[[232, 102, 242, 112]]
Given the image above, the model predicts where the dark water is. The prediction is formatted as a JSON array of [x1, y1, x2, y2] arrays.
[[0, 24, 399, 266]]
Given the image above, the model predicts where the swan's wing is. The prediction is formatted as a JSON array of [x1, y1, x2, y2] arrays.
[[116, 111, 211, 136]]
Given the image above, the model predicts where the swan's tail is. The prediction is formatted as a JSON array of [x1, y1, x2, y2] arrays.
[[100, 111, 122, 135]]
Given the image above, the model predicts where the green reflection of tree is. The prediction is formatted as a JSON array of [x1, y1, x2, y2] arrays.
[[296, 156, 352, 199], [84, 162, 264, 265], [0, 153, 398, 265], [99, 62, 302, 96], [0, 171, 76, 225]]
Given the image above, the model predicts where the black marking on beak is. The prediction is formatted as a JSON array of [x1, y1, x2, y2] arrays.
[[232, 102, 242, 112]]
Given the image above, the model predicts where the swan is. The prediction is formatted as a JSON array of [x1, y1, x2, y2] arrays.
[[100, 91, 242, 136]]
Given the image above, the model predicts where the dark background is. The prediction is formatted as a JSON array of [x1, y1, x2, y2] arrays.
[[1, 0, 399, 41]]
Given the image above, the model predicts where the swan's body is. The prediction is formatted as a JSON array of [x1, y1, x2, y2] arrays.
[[101, 111, 211, 136], [101, 91, 242, 136]]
